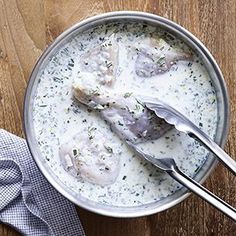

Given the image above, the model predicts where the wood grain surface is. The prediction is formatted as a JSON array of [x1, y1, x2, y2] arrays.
[[0, 0, 235, 235]]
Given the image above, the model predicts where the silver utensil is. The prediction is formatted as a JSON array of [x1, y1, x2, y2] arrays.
[[125, 97, 236, 220], [139, 96, 236, 174], [127, 142, 236, 220]]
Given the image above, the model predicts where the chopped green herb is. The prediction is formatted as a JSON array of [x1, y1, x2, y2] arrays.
[[89, 87, 100, 96], [156, 56, 165, 66], [135, 104, 140, 111], [72, 148, 80, 157], [104, 145, 113, 153], [106, 62, 113, 68], [118, 120, 124, 126], [68, 63, 74, 67], [135, 99, 145, 108], [88, 126, 96, 140], [53, 77, 63, 83], [123, 92, 133, 98]]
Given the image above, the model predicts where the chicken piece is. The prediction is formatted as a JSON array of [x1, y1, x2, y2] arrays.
[[134, 37, 191, 77], [72, 79, 171, 144], [59, 128, 121, 185], [77, 34, 119, 85], [102, 96, 171, 144]]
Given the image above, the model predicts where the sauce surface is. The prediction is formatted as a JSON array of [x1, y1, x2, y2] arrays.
[[33, 22, 218, 206]]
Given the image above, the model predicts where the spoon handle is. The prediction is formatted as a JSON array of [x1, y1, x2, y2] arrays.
[[168, 166, 236, 221], [190, 127, 236, 174]]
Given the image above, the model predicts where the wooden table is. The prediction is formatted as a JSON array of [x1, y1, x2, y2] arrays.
[[0, 0, 235, 235]]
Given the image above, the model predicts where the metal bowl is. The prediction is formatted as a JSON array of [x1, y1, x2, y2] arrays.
[[24, 11, 230, 217]]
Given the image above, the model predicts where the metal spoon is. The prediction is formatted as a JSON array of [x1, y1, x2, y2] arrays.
[[125, 96, 236, 221]]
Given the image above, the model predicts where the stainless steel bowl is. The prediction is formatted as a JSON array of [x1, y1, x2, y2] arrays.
[[24, 11, 230, 217]]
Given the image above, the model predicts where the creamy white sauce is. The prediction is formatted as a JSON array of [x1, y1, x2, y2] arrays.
[[33, 23, 218, 206]]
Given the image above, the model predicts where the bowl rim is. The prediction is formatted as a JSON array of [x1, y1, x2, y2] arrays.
[[24, 11, 230, 218]]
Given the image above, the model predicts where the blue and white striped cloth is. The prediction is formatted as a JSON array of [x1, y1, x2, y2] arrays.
[[0, 129, 85, 236]]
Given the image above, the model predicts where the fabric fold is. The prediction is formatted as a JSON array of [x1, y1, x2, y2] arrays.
[[0, 129, 85, 236]]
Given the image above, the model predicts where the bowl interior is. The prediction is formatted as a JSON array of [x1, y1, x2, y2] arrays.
[[24, 11, 229, 217]]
